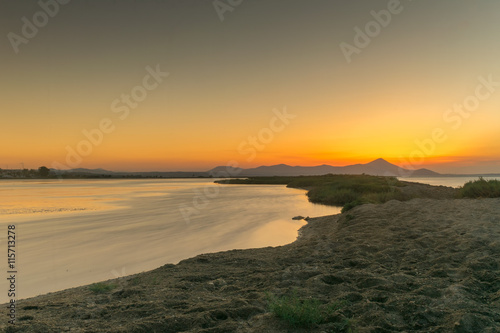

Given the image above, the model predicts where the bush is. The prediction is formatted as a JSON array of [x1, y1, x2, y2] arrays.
[[89, 282, 117, 294], [460, 178, 500, 198]]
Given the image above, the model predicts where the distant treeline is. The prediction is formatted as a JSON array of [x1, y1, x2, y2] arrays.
[[0, 167, 211, 179]]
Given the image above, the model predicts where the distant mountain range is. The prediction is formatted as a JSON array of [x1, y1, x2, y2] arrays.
[[47, 158, 499, 179], [208, 158, 439, 177]]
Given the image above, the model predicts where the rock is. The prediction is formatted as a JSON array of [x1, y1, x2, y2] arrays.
[[292, 216, 305, 220]]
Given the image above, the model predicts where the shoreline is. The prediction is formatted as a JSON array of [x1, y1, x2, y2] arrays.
[[2, 196, 500, 332]]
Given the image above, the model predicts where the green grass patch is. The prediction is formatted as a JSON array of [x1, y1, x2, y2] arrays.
[[89, 282, 117, 294], [266, 291, 348, 328], [459, 177, 500, 198]]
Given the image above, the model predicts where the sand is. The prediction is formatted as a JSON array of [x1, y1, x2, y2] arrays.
[[2, 197, 500, 332]]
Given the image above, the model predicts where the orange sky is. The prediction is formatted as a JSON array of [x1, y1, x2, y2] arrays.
[[1, 1, 500, 173]]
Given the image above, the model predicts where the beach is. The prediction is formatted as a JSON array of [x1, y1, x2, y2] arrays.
[[3, 196, 499, 332]]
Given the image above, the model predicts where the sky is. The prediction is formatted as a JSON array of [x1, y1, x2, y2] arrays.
[[1, 0, 500, 173]]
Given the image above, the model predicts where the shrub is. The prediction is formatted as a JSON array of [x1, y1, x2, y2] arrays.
[[460, 177, 500, 198]]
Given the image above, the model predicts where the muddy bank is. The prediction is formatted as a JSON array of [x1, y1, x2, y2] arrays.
[[2, 198, 500, 332]]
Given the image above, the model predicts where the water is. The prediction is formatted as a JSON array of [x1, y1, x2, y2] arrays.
[[400, 176, 500, 188], [0, 179, 341, 302]]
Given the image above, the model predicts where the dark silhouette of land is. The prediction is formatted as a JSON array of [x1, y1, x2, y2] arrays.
[[1, 159, 499, 179]]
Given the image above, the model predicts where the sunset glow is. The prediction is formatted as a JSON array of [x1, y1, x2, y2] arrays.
[[2, 1, 500, 173]]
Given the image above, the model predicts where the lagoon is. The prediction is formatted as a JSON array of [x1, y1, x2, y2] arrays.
[[0, 179, 340, 302]]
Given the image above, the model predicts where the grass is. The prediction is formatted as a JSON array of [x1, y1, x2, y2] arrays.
[[266, 291, 349, 328], [89, 282, 117, 294], [267, 292, 323, 327], [459, 177, 500, 198], [219, 174, 406, 212]]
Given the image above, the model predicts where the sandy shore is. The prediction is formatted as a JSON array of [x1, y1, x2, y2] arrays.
[[2, 197, 500, 332]]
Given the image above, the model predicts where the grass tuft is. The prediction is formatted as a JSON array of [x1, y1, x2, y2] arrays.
[[267, 292, 324, 327], [266, 291, 349, 328]]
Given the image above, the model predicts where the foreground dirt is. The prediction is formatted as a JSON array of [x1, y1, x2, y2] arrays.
[[2, 198, 500, 332]]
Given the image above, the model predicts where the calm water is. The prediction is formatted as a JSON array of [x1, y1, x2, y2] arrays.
[[0, 179, 341, 302]]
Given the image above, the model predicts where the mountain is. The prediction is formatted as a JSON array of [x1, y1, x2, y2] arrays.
[[208, 158, 440, 178], [66, 168, 117, 175], [51, 159, 441, 178]]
